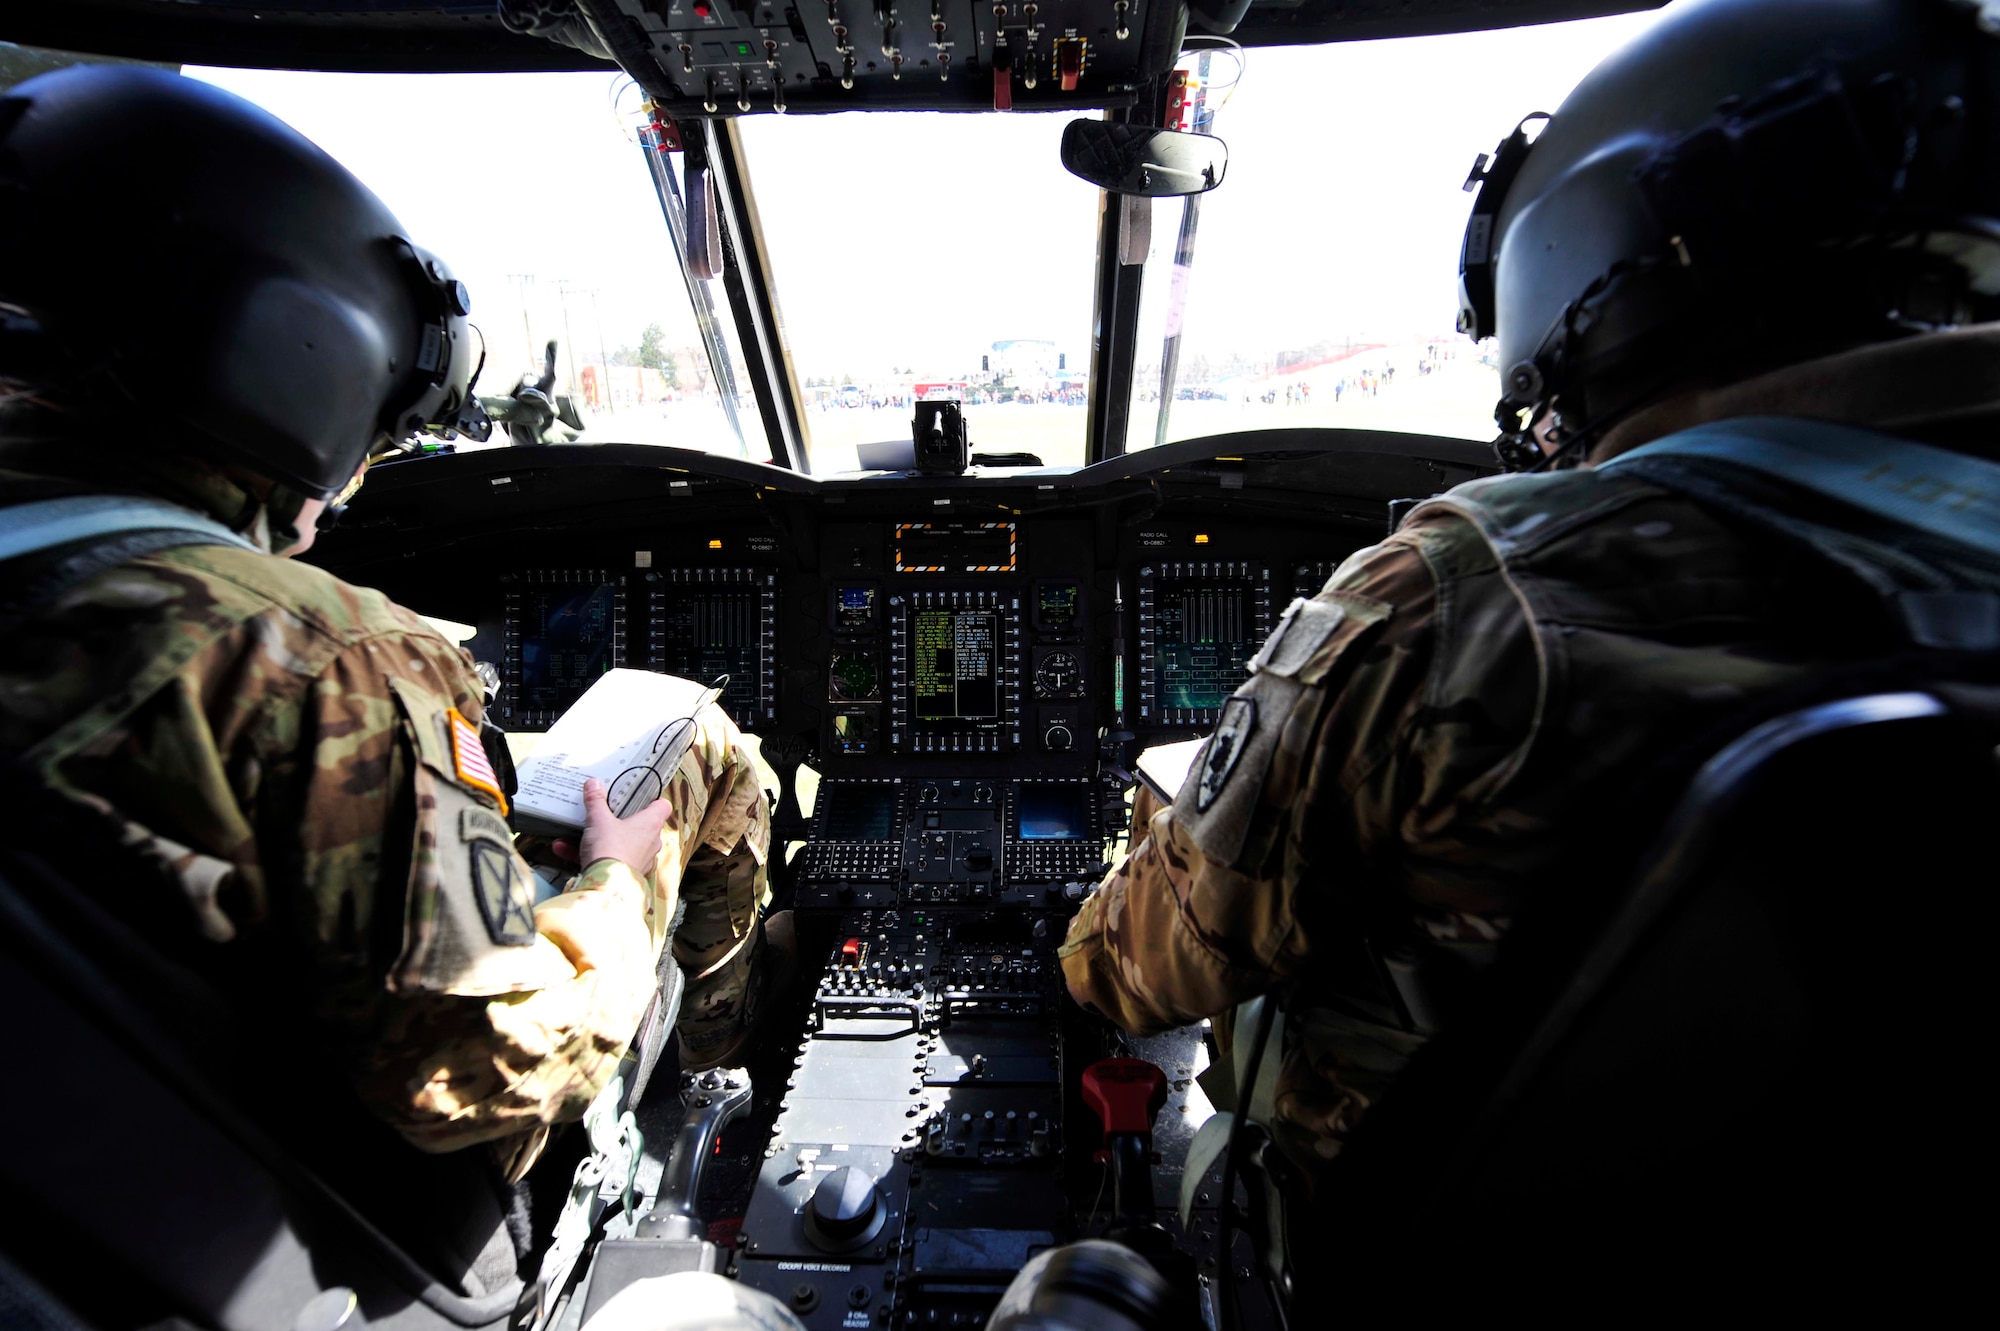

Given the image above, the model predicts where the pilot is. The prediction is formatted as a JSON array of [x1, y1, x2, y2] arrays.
[[0, 62, 787, 1233], [1062, 0, 2000, 1189]]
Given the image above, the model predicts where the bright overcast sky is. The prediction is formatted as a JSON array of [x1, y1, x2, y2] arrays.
[[191, 4, 1667, 384]]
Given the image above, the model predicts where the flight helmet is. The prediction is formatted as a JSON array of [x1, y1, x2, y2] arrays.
[[1457, 0, 2000, 469], [0, 65, 488, 499]]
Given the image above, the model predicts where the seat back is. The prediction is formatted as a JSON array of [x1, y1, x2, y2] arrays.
[[1306, 690, 1999, 1315], [0, 773, 523, 1331]]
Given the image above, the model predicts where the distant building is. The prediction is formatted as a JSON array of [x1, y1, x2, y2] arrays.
[[988, 339, 1068, 379], [579, 364, 673, 410]]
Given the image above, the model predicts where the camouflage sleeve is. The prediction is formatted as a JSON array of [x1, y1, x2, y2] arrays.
[[294, 631, 662, 1156], [1059, 539, 1441, 1035]]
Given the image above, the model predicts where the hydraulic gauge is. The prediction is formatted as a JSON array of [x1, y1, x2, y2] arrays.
[[1033, 650, 1081, 700], [830, 651, 879, 701]]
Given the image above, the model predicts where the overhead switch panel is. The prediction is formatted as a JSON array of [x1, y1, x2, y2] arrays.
[[617, 0, 1162, 117]]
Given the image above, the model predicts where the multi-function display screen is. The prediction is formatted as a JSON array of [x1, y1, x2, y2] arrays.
[[654, 586, 764, 722], [818, 784, 898, 841], [912, 608, 1001, 730], [515, 583, 618, 713], [1153, 578, 1258, 712], [1036, 581, 1080, 629], [1016, 786, 1094, 841], [836, 585, 876, 632]]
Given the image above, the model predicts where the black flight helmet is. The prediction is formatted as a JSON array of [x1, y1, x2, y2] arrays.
[[0, 65, 488, 498], [1456, 0, 2000, 468]]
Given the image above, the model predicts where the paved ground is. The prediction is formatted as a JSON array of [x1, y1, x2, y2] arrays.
[[469, 343, 1500, 472]]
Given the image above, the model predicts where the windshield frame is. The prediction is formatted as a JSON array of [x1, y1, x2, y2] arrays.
[[641, 117, 811, 472], [659, 105, 1155, 474]]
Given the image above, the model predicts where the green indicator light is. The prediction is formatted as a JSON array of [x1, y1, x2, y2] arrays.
[[735, 41, 752, 54]]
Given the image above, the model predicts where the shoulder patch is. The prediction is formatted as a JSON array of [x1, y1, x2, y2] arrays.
[[460, 804, 513, 847], [1196, 697, 1257, 811], [448, 707, 510, 814], [470, 838, 537, 946], [1249, 598, 1349, 680]]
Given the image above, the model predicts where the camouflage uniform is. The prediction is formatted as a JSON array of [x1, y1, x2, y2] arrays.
[[1062, 422, 1992, 1182], [0, 453, 772, 1178]]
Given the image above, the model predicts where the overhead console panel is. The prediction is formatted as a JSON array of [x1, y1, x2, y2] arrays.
[[607, 0, 1177, 116], [0, 2, 1660, 79]]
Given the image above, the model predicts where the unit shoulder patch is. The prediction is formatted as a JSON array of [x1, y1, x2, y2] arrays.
[[460, 804, 513, 848], [1196, 697, 1257, 812], [470, 837, 537, 947]]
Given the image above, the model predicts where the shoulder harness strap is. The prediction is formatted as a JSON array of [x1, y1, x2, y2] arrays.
[[1601, 417, 2000, 650], [0, 495, 262, 636]]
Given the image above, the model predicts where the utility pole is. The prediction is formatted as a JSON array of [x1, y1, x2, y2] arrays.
[[587, 287, 615, 415], [556, 279, 582, 408], [505, 273, 536, 375]]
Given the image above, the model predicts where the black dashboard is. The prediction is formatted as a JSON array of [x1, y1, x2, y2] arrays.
[[308, 427, 1491, 1328]]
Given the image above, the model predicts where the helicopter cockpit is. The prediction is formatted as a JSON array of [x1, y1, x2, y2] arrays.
[[10, 2, 1989, 1329]]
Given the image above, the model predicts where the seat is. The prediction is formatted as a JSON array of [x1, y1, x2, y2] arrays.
[[1269, 687, 2000, 1319], [0, 770, 527, 1331]]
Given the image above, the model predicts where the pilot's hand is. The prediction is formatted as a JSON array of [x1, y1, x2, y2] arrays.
[[568, 776, 674, 879]]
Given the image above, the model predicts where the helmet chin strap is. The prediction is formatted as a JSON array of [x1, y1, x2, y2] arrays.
[[312, 459, 374, 535], [1494, 385, 1661, 475], [263, 482, 314, 554]]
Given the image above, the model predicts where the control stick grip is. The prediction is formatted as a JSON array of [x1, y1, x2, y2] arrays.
[[638, 1068, 753, 1243], [1081, 1057, 1170, 1232]]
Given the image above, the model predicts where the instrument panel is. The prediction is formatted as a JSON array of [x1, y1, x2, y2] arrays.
[[322, 437, 1491, 897], [309, 435, 1489, 1328]]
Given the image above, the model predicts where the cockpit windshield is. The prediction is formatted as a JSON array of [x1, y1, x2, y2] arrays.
[[184, 6, 1660, 474], [737, 112, 1101, 472], [1122, 17, 1659, 452], [186, 67, 774, 463]]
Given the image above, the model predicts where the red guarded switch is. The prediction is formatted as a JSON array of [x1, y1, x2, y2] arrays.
[[841, 937, 862, 963], [992, 43, 1013, 112], [1080, 1057, 1169, 1143], [1057, 38, 1083, 92]]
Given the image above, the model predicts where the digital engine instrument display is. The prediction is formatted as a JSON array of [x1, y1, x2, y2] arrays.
[[502, 573, 624, 727], [1138, 562, 1273, 727], [649, 568, 776, 727]]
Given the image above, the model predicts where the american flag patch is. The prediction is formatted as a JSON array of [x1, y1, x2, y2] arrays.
[[448, 708, 509, 815]]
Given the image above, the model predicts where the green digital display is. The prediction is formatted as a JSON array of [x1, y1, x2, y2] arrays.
[[1153, 580, 1255, 712], [912, 608, 999, 724], [1038, 581, 1079, 627]]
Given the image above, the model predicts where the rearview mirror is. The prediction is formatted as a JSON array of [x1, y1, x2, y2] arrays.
[[1061, 120, 1229, 197]]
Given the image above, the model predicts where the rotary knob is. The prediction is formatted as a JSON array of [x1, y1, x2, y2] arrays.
[[1043, 723, 1073, 752], [804, 1166, 887, 1252]]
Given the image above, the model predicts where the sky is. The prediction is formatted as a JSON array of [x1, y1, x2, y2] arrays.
[[190, 4, 1669, 387]]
